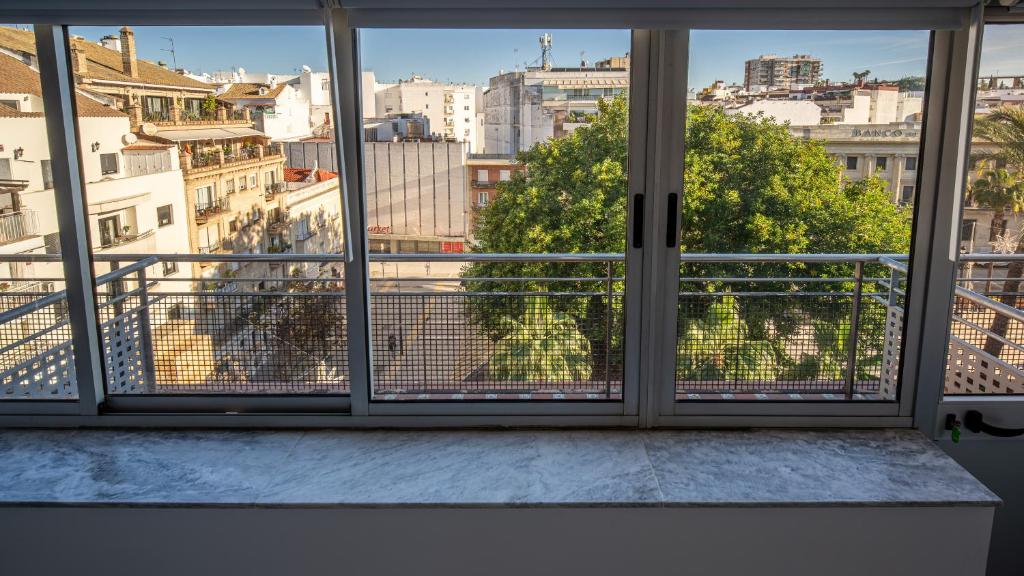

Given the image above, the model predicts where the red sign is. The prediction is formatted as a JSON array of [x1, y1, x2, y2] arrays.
[[367, 225, 391, 234], [441, 242, 465, 253]]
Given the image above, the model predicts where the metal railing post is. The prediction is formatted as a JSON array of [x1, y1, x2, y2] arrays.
[[34, 26, 107, 414], [605, 259, 613, 394], [844, 260, 865, 399], [137, 265, 157, 393], [888, 267, 900, 307]]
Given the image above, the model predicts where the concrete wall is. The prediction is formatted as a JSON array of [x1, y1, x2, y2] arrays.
[[363, 141, 467, 239]]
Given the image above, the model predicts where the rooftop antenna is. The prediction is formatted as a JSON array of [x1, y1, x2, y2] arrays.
[[579, 50, 587, 68], [161, 37, 178, 71], [539, 33, 552, 71], [514, 48, 519, 72]]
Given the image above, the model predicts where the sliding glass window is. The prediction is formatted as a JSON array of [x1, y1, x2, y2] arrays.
[[666, 29, 929, 410], [945, 21, 1024, 397], [359, 29, 635, 403], [63, 24, 350, 399], [0, 25, 77, 403]]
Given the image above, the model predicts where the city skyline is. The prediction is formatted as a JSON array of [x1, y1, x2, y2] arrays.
[[22, 25, 991, 90]]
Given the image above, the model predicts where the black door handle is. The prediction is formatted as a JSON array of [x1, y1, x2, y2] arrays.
[[665, 193, 678, 247], [632, 195, 644, 249], [964, 410, 1024, 437]]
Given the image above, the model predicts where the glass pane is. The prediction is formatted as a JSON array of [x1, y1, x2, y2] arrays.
[[65, 24, 348, 395], [678, 30, 928, 401], [945, 23, 1024, 396], [360, 29, 630, 400], [0, 24, 77, 400]]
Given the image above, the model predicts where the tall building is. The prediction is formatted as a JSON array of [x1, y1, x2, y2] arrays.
[[483, 55, 630, 155], [373, 75, 481, 151], [744, 54, 822, 92]]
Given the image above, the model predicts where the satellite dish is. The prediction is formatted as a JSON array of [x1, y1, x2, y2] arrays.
[[122, 133, 138, 145], [301, 65, 312, 73], [140, 123, 158, 136]]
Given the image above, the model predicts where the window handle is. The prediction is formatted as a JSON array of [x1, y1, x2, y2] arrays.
[[665, 193, 678, 248], [964, 410, 1024, 438], [631, 194, 644, 249]]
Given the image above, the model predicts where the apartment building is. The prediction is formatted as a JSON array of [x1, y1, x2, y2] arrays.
[[803, 85, 923, 124], [0, 51, 189, 292], [0, 26, 217, 131], [743, 54, 822, 92], [217, 81, 312, 141], [374, 75, 481, 151], [465, 153, 523, 242], [484, 56, 630, 155]]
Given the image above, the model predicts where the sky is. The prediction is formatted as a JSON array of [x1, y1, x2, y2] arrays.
[[15, 24, 1019, 90]]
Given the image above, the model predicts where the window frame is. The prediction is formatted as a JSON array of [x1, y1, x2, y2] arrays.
[[99, 152, 118, 175], [156, 204, 173, 227], [0, 5, 988, 430], [936, 7, 1024, 436]]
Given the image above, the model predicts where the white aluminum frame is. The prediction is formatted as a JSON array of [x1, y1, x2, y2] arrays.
[[0, 2, 986, 429], [643, 12, 972, 427], [934, 5, 1024, 438]]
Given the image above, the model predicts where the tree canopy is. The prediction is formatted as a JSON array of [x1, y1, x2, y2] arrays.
[[470, 96, 911, 264], [465, 96, 912, 383]]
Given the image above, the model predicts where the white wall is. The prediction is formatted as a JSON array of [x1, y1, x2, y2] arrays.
[[728, 100, 822, 126]]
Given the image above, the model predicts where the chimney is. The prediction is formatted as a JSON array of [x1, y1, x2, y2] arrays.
[[119, 26, 139, 78], [70, 43, 87, 75]]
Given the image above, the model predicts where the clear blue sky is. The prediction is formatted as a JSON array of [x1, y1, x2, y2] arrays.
[[50, 25, 1020, 89]]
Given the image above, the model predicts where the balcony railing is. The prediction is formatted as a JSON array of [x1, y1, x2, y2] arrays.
[[194, 198, 228, 222], [0, 210, 39, 245], [2, 253, 1023, 402], [264, 182, 286, 199]]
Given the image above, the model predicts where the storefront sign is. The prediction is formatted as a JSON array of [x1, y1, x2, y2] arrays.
[[851, 128, 919, 138]]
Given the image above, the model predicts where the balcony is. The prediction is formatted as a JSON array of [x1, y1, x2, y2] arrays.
[[187, 145, 282, 172], [264, 181, 286, 200], [194, 198, 229, 223], [0, 210, 39, 245], [0, 252, 1021, 403], [97, 229, 155, 251]]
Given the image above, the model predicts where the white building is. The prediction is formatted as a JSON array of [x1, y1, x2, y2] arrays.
[[0, 52, 190, 292], [810, 86, 923, 125], [217, 82, 312, 141], [373, 75, 481, 151], [725, 99, 822, 126], [484, 57, 630, 155]]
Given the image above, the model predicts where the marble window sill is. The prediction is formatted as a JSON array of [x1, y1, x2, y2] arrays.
[[0, 429, 1001, 508]]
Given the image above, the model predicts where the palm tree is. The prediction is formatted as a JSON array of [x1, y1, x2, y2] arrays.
[[488, 296, 592, 383], [970, 108, 1024, 357], [677, 295, 778, 383], [974, 108, 1024, 172], [968, 169, 1024, 223]]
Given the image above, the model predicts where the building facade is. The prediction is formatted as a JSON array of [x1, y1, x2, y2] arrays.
[[373, 76, 480, 151], [743, 54, 822, 92], [483, 59, 630, 155], [464, 153, 523, 243]]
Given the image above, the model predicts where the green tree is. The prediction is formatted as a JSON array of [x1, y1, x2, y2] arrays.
[[467, 96, 911, 381], [488, 297, 592, 382], [965, 168, 1024, 356], [974, 108, 1024, 172], [202, 93, 218, 117], [895, 76, 926, 92]]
